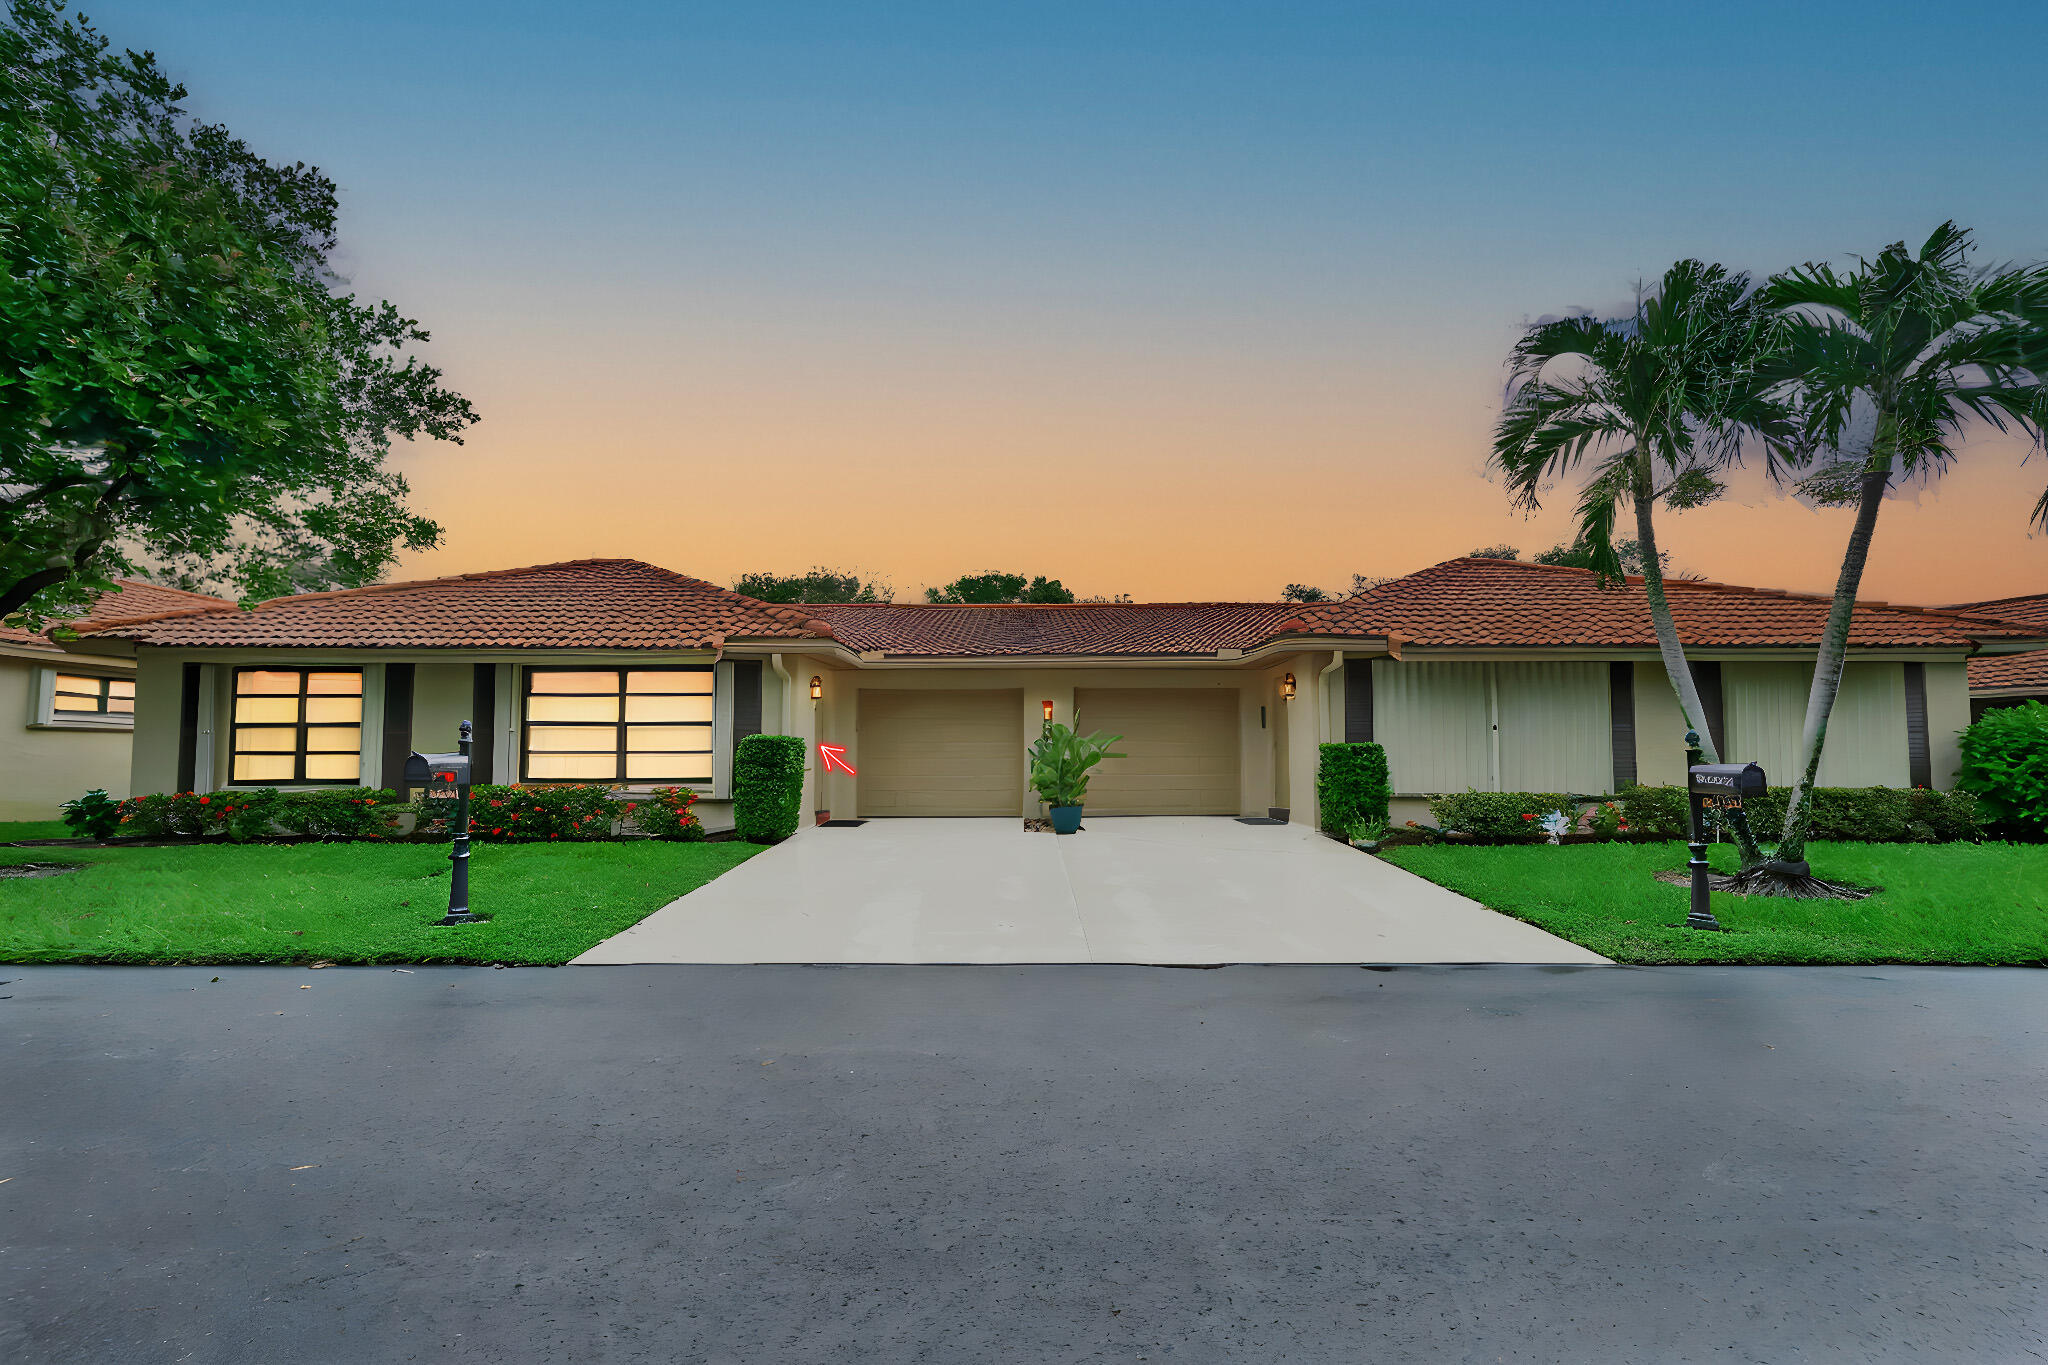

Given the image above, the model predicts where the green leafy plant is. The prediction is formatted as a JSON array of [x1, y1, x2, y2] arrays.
[[1615, 782, 1981, 844], [1615, 783, 1690, 839], [626, 788, 707, 841], [1317, 742, 1391, 834], [59, 788, 123, 840], [1027, 721, 1125, 808], [285, 789, 398, 840], [1344, 815, 1389, 845], [1427, 791, 1577, 842], [434, 784, 619, 841], [734, 735, 806, 843], [1584, 801, 1625, 840], [1956, 702, 2048, 837]]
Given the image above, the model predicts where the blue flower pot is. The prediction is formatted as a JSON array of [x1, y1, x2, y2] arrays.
[[1048, 805, 1084, 834]]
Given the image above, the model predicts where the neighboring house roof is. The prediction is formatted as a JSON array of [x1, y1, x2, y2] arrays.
[[806, 602, 1301, 657], [70, 560, 831, 649], [1, 580, 231, 657], [1282, 557, 2048, 650], [59, 554, 2047, 660], [1947, 593, 2048, 693]]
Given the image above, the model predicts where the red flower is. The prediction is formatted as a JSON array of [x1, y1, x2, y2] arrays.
[[492, 828, 502, 835], [198, 796, 210, 805], [549, 833, 559, 840], [489, 799, 503, 808], [1521, 813, 1535, 821]]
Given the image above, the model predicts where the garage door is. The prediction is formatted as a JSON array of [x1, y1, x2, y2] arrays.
[[857, 689, 1023, 817], [1071, 688, 1240, 815]]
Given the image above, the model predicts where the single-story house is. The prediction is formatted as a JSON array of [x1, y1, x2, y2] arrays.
[[54, 556, 2048, 832], [1946, 593, 2048, 719], [2, 580, 228, 820]]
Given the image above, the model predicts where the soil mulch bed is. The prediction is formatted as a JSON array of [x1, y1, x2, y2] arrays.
[[0, 862, 86, 879], [1652, 867, 1879, 900]]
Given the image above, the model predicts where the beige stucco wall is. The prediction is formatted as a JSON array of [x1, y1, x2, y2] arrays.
[[1723, 661, 1908, 788], [0, 655, 135, 819], [1925, 662, 1971, 788], [1631, 663, 1692, 786]]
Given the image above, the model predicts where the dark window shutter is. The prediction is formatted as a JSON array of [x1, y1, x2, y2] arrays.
[[1343, 659, 1374, 743], [1691, 661, 1726, 756], [1609, 661, 1637, 789], [176, 662, 201, 792], [1903, 662, 1930, 788], [471, 664, 497, 785], [381, 664, 416, 799], [730, 661, 763, 786]]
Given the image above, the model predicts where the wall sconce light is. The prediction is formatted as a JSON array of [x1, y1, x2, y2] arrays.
[[1042, 699, 1055, 721], [810, 675, 823, 701], [1280, 672, 1296, 700]]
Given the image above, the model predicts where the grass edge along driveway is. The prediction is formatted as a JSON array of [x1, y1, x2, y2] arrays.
[[1382, 839, 2048, 965], [0, 839, 760, 966]]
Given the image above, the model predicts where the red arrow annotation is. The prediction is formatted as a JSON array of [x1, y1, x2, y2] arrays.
[[818, 743, 857, 776]]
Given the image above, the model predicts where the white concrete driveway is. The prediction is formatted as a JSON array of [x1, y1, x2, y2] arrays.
[[574, 818, 1606, 965]]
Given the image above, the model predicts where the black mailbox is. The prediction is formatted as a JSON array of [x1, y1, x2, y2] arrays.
[[404, 751, 471, 788], [1688, 762, 1767, 799]]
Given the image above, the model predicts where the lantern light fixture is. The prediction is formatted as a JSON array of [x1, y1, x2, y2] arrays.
[[1042, 699, 1055, 721], [1280, 672, 1296, 700], [810, 675, 823, 701]]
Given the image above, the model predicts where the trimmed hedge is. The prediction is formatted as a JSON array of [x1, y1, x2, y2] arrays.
[[1427, 790, 1576, 842], [416, 784, 707, 842], [1956, 701, 2048, 837], [734, 734, 806, 844], [115, 789, 398, 841], [1317, 742, 1391, 835], [1430, 783, 1982, 845]]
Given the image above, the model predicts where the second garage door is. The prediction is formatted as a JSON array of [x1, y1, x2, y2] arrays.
[[1072, 688, 1240, 815], [857, 689, 1022, 817]]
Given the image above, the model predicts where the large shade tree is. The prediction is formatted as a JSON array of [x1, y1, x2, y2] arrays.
[[1492, 260, 1797, 866], [0, 0, 476, 627], [1743, 224, 2048, 894]]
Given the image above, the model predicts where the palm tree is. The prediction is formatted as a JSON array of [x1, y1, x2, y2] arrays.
[[1742, 224, 2048, 894], [1492, 260, 1795, 866]]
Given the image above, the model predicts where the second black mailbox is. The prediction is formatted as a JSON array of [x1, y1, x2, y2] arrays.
[[1687, 761, 1767, 799], [403, 750, 472, 788]]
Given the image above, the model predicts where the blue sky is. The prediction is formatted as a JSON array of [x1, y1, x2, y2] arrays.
[[79, 0, 2048, 600]]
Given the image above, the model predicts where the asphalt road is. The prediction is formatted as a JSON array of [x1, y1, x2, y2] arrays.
[[2, 965, 2043, 1363]]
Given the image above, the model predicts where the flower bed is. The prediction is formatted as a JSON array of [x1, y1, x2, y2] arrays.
[[415, 784, 705, 842]]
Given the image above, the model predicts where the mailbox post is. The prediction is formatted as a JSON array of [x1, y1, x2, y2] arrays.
[[404, 721, 478, 926], [1685, 733, 1767, 933]]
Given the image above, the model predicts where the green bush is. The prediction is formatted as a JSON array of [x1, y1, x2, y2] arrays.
[[1317, 742, 1391, 835], [60, 788, 124, 840], [624, 787, 707, 841], [114, 788, 398, 840], [1614, 782, 1981, 844], [443, 784, 621, 841], [1615, 783, 1690, 839], [734, 734, 806, 843], [1428, 790, 1575, 842], [1957, 701, 2048, 837]]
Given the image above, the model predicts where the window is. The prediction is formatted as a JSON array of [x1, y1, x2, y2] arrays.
[[230, 669, 364, 784], [522, 667, 714, 784], [51, 673, 135, 717]]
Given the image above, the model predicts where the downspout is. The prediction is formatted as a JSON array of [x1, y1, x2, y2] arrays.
[[1317, 651, 1345, 744], [768, 654, 795, 733]]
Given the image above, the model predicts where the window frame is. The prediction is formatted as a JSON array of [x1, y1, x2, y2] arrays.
[[520, 665, 715, 786], [228, 666, 366, 786], [31, 666, 138, 730]]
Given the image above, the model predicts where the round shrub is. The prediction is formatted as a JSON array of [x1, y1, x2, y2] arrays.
[[1957, 701, 2048, 837]]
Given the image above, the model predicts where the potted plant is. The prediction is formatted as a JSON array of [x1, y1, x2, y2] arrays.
[[1027, 719, 1124, 834]]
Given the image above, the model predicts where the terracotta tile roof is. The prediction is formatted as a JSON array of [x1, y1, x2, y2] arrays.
[[71, 560, 833, 649], [1, 581, 230, 656], [807, 602, 1302, 657], [1949, 594, 2048, 692], [1285, 558, 2048, 650]]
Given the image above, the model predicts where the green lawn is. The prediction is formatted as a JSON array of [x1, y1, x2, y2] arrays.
[[1383, 840, 2048, 965], [0, 839, 760, 965], [0, 820, 74, 841]]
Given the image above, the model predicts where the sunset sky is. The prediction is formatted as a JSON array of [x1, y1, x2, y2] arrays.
[[93, 0, 2048, 605]]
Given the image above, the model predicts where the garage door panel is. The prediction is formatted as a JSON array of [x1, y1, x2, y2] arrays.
[[858, 690, 1021, 817], [1073, 688, 1239, 815]]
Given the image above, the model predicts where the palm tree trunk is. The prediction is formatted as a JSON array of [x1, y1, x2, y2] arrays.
[[1633, 467, 1765, 865], [1773, 464, 1889, 869]]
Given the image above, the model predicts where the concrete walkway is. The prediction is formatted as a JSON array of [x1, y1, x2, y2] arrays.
[[573, 817, 1606, 964]]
